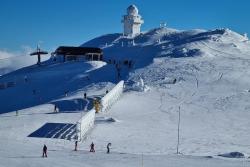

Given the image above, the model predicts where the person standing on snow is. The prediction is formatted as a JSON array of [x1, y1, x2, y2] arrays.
[[42, 144, 47, 157], [74, 141, 78, 151], [90, 142, 95, 152], [54, 105, 57, 113], [106, 143, 111, 154]]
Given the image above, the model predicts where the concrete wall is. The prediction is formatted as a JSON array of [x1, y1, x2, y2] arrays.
[[101, 80, 124, 112]]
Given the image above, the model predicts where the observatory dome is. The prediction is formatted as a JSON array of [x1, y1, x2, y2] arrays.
[[127, 5, 139, 15]]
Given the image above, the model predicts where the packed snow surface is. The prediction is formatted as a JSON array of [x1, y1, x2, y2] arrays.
[[1, 27, 250, 166]]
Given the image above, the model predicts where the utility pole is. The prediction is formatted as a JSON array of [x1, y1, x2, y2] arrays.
[[160, 22, 167, 28], [141, 153, 144, 167], [177, 106, 181, 154]]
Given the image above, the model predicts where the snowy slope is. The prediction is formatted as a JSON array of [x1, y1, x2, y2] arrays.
[[1, 27, 250, 166], [82, 27, 250, 156], [0, 61, 116, 113]]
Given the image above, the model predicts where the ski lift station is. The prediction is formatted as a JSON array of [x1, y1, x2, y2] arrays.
[[53, 46, 103, 62]]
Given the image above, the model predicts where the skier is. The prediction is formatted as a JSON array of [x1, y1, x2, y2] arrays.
[[54, 105, 57, 113], [42, 144, 47, 158], [90, 142, 95, 152], [84, 93, 87, 99], [173, 78, 177, 84], [106, 143, 111, 154], [106, 90, 109, 94], [74, 141, 78, 151]]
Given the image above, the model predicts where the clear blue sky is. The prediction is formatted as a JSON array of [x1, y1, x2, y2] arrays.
[[0, 0, 249, 52]]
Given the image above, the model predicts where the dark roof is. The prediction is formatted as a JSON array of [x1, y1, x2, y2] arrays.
[[55, 46, 102, 55]]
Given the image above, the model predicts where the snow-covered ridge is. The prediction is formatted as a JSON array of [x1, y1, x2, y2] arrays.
[[82, 27, 248, 49], [81, 27, 250, 69]]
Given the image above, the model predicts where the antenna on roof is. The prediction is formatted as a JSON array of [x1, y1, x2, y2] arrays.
[[160, 22, 167, 28]]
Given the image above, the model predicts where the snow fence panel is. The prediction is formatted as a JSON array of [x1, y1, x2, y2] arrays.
[[101, 80, 124, 112], [76, 109, 95, 141]]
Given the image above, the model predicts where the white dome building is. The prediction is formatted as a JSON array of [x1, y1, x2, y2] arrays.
[[127, 5, 139, 15], [122, 5, 144, 37]]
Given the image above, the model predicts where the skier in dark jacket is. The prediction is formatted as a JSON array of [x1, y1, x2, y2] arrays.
[[90, 142, 95, 152], [106, 143, 111, 154], [42, 144, 47, 157], [54, 105, 57, 112], [74, 141, 78, 151]]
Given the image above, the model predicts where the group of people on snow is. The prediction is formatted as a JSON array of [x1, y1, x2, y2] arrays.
[[88, 142, 111, 154], [42, 142, 111, 157]]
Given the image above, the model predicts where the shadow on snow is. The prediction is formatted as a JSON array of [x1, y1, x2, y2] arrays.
[[28, 122, 77, 140]]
